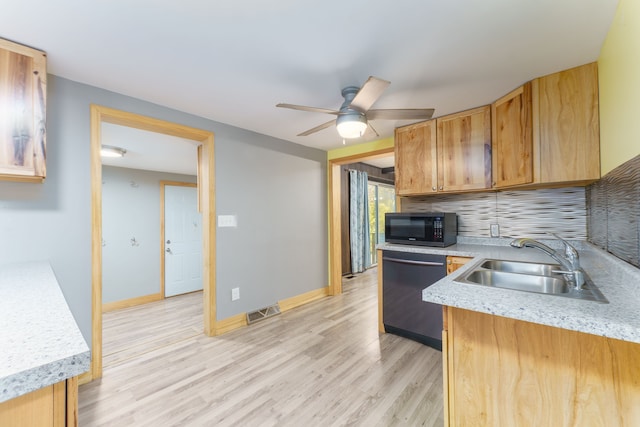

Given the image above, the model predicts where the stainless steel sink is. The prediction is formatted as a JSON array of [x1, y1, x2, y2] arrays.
[[479, 259, 561, 277], [464, 270, 569, 294], [455, 258, 608, 303]]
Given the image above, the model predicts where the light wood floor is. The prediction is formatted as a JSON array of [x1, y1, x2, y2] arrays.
[[79, 268, 444, 426]]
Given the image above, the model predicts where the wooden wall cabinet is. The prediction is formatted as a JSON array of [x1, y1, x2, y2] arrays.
[[396, 62, 600, 196], [394, 120, 437, 195], [442, 307, 640, 426], [491, 83, 533, 188], [491, 62, 600, 190], [533, 62, 600, 184], [395, 106, 491, 195], [437, 105, 492, 192], [0, 38, 47, 182]]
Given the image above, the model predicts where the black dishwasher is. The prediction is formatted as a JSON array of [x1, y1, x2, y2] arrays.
[[382, 250, 446, 350]]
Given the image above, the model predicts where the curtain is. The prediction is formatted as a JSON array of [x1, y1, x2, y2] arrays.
[[349, 170, 370, 273]]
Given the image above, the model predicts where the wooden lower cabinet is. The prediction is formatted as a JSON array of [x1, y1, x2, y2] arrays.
[[446, 256, 472, 275], [0, 377, 78, 427], [443, 307, 640, 427]]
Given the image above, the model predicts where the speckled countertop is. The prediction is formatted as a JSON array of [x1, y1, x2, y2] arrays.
[[0, 261, 90, 403], [379, 237, 640, 345]]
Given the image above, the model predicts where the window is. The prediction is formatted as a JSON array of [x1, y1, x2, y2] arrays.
[[368, 182, 396, 265]]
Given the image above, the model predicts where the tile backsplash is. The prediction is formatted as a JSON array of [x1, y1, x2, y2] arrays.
[[587, 154, 640, 268], [401, 187, 587, 239]]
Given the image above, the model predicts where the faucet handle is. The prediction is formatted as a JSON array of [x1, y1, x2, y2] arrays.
[[550, 233, 579, 268]]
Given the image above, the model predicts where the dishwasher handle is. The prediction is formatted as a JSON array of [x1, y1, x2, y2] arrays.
[[382, 257, 445, 267]]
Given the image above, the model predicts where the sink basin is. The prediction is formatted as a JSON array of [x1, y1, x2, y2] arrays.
[[464, 270, 569, 294], [455, 258, 609, 303], [480, 259, 561, 277]]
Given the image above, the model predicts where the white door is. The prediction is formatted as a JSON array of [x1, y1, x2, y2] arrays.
[[164, 185, 203, 297]]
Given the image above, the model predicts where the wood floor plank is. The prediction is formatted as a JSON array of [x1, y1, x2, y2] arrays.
[[79, 268, 444, 426]]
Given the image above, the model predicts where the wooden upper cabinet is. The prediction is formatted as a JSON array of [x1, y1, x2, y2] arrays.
[[0, 38, 47, 182], [534, 62, 600, 184], [393, 62, 599, 196], [395, 120, 437, 195], [437, 105, 492, 192], [491, 83, 533, 188]]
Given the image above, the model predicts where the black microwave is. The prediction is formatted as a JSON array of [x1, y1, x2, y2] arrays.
[[384, 212, 457, 247]]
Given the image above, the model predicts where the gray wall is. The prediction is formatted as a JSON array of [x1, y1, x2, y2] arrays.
[[216, 143, 325, 318], [0, 75, 327, 346], [102, 166, 197, 304]]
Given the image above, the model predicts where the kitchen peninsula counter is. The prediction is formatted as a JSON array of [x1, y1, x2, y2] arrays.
[[0, 261, 90, 403]]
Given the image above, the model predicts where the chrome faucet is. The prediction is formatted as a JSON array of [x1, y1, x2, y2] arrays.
[[510, 236, 585, 290]]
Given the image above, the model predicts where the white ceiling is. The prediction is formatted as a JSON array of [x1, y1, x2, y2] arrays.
[[2, 0, 618, 156], [362, 157, 395, 170], [101, 123, 198, 175]]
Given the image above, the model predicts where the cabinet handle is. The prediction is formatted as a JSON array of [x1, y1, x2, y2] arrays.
[[432, 186, 436, 191], [439, 186, 443, 191], [383, 257, 444, 267]]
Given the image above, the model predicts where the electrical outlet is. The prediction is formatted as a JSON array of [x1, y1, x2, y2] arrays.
[[490, 223, 500, 238], [231, 287, 240, 301]]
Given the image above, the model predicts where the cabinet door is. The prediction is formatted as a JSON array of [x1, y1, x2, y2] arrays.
[[437, 106, 492, 192], [446, 307, 640, 426], [394, 120, 437, 195], [492, 83, 533, 188], [535, 62, 600, 183], [0, 38, 47, 182]]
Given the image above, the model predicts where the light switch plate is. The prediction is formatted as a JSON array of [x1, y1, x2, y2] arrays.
[[218, 215, 238, 228], [490, 223, 500, 237], [231, 287, 240, 301]]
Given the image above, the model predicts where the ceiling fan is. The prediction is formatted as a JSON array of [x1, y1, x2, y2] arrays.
[[276, 76, 435, 139]]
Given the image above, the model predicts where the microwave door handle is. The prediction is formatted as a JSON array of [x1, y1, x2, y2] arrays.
[[382, 257, 445, 267]]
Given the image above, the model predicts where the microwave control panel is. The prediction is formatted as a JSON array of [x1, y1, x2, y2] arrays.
[[433, 218, 443, 241]]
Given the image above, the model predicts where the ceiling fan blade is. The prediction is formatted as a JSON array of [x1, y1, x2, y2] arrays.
[[366, 108, 435, 120], [349, 76, 390, 113], [298, 119, 337, 136], [276, 103, 339, 115], [366, 121, 380, 138]]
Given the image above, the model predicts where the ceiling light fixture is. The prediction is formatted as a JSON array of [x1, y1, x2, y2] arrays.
[[336, 111, 367, 139], [100, 145, 127, 158]]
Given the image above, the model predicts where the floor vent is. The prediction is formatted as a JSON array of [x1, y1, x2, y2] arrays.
[[246, 304, 281, 324]]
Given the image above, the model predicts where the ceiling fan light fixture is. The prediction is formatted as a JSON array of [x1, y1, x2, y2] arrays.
[[100, 145, 127, 158], [336, 112, 367, 139]]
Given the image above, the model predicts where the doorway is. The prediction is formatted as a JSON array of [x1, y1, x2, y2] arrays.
[[367, 181, 396, 266], [328, 146, 395, 295], [89, 105, 216, 381], [162, 182, 203, 297]]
